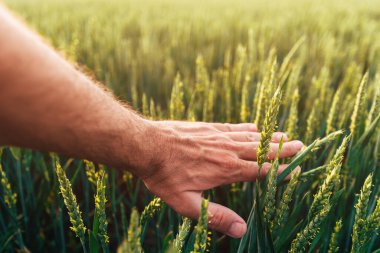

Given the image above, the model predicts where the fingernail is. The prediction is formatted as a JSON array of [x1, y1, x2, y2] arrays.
[[228, 222, 246, 238]]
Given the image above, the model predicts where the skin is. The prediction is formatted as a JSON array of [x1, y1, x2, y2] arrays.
[[0, 6, 303, 238]]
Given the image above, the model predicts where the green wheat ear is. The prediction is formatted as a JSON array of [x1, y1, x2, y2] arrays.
[[328, 219, 342, 253], [264, 137, 284, 230], [142, 93, 149, 116], [286, 87, 299, 140], [350, 72, 368, 139], [273, 170, 300, 232], [351, 174, 373, 253], [362, 197, 380, 247], [192, 198, 209, 253], [257, 85, 282, 170], [149, 97, 157, 120], [140, 197, 164, 226], [326, 87, 342, 135], [365, 85, 379, 130], [289, 204, 330, 253], [240, 73, 251, 122], [304, 100, 319, 144], [171, 217, 192, 253], [95, 169, 109, 246], [170, 73, 185, 120], [55, 161, 87, 250], [0, 164, 17, 209], [129, 208, 143, 253], [308, 165, 340, 220], [84, 160, 97, 185]]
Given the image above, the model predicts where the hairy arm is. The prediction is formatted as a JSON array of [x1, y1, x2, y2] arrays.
[[0, 5, 303, 238], [0, 6, 160, 175]]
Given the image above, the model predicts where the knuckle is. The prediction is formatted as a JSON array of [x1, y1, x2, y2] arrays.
[[218, 140, 237, 150], [222, 155, 238, 170]]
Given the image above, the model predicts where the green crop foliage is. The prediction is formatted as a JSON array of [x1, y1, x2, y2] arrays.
[[1, 0, 380, 252]]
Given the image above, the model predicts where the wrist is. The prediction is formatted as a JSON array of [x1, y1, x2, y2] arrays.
[[115, 115, 177, 179]]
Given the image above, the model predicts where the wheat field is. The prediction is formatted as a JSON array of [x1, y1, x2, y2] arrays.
[[0, 0, 380, 252]]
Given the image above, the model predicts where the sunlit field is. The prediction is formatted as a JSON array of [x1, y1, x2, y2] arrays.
[[1, 0, 380, 252]]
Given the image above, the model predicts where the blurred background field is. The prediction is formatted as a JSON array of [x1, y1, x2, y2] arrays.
[[1, 0, 380, 252]]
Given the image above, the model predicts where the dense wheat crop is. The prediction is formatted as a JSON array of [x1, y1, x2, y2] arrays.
[[0, 0, 380, 252]]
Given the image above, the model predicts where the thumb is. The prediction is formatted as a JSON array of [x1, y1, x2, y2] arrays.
[[173, 192, 247, 238], [207, 201, 247, 238]]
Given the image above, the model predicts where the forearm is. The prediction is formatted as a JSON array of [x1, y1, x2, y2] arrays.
[[0, 6, 158, 174]]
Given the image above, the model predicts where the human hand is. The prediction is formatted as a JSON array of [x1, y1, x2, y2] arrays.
[[137, 120, 303, 238]]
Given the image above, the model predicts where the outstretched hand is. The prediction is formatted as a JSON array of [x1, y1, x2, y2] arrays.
[[140, 120, 303, 238]]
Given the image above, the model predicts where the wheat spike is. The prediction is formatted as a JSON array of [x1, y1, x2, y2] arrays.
[[308, 165, 340, 219], [264, 137, 284, 229], [172, 217, 192, 253], [254, 82, 265, 125], [127, 208, 144, 253], [192, 198, 209, 253], [142, 93, 149, 116], [325, 135, 350, 174], [84, 160, 98, 185], [273, 170, 300, 231], [362, 198, 380, 247], [304, 99, 319, 144], [286, 87, 299, 140], [326, 87, 342, 134], [0, 164, 17, 209], [289, 204, 330, 253], [365, 85, 379, 130], [350, 72, 368, 139], [170, 73, 186, 120], [351, 174, 373, 253], [140, 197, 164, 226], [95, 169, 109, 245], [55, 162, 87, 248], [149, 98, 156, 120], [240, 73, 251, 122], [328, 219, 342, 253], [257, 85, 282, 170]]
